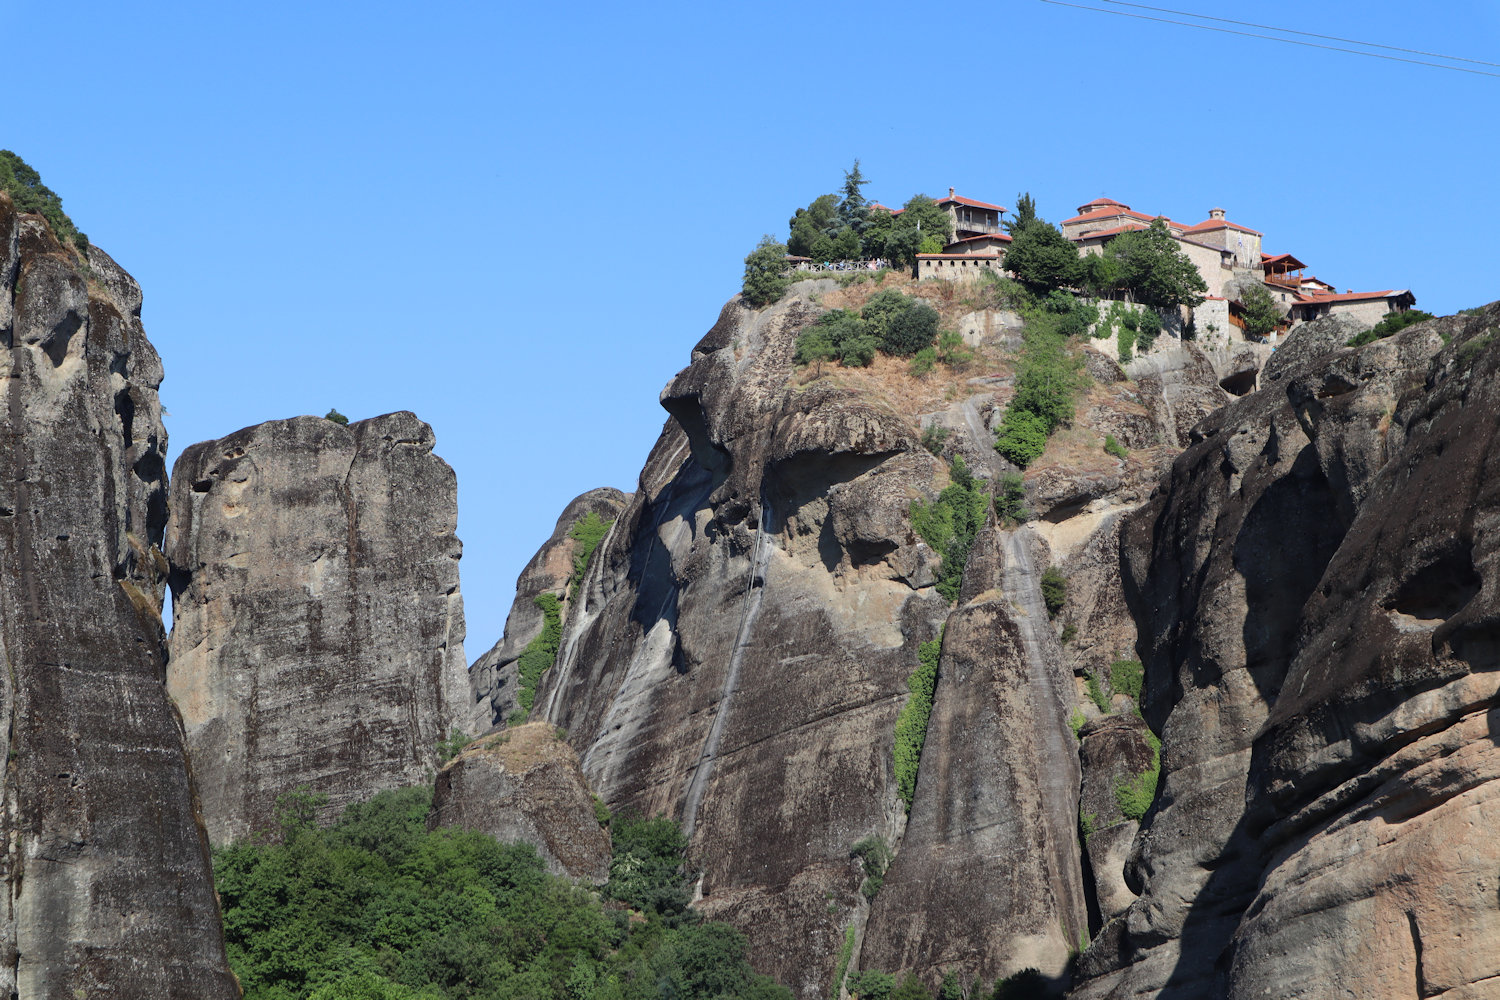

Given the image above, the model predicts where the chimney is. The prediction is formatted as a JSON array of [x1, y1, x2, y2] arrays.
[[949, 187, 955, 199], [1209, 207, 1226, 220], [1346, 289, 1353, 294]]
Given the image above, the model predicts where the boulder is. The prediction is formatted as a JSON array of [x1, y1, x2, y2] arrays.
[[429, 722, 612, 883]]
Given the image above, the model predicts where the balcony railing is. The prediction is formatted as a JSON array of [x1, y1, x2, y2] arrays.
[[955, 218, 1002, 235]]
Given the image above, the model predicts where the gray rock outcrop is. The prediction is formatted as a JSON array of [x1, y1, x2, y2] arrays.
[[469, 487, 630, 731], [1075, 305, 1500, 998], [428, 722, 612, 883], [0, 195, 237, 997], [166, 411, 469, 843]]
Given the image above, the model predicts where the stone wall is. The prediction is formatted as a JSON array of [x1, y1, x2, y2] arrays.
[[916, 254, 1004, 281]]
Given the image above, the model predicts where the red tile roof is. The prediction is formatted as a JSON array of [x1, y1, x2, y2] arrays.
[[934, 193, 1007, 212], [1060, 207, 1162, 226], [1262, 252, 1308, 270], [1070, 223, 1147, 241], [917, 253, 1005, 260], [868, 202, 896, 213], [1295, 289, 1408, 304], [1183, 218, 1263, 237]]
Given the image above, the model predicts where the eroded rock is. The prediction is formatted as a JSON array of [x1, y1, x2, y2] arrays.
[[166, 411, 470, 844], [0, 195, 237, 998], [429, 722, 612, 883]]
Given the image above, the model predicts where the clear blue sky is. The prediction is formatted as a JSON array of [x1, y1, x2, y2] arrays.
[[10, 1, 1498, 657]]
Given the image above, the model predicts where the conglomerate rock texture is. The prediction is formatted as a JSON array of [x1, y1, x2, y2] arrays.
[[469, 487, 630, 731], [429, 722, 612, 883], [166, 410, 469, 844], [1075, 303, 1500, 999], [0, 197, 237, 997]]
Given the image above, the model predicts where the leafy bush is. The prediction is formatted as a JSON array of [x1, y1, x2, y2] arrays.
[[1118, 323, 1137, 363], [1040, 565, 1066, 618], [324, 409, 350, 426], [743, 235, 790, 307], [566, 511, 612, 598], [919, 422, 949, 455], [829, 924, 858, 1000], [910, 457, 989, 602], [993, 472, 1030, 525], [995, 408, 1049, 468], [515, 593, 563, 716], [795, 309, 877, 368], [1136, 309, 1161, 354], [0, 150, 87, 253], [1103, 434, 1128, 460], [860, 289, 940, 356], [1115, 729, 1162, 820], [850, 836, 891, 899], [849, 970, 897, 1000], [1004, 220, 1080, 293], [1086, 672, 1109, 713], [1237, 284, 1283, 339], [1060, 623, 1077, 645], [909, 347, 937, 377], [934, 328, 973, 370], [1108, 659, 1144, 701], [1346, 309, 1436, 347], [434, 728, 472, 765], [603, 813, 696, 923], [1069, 706, 1086, 739], [893, 632, 943, 812], [217, 788, 790, 1000]]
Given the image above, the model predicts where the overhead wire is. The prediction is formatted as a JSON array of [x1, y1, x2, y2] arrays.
[[1100, 0, 1500, 68], [1037, 0, 1500, 78]]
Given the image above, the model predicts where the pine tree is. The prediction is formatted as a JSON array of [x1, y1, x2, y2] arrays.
[[839, 159, 870, 234]]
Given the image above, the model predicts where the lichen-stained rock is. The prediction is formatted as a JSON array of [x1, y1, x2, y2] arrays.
[[1077, 714, 1155, 923], [528, 287, 952, 999], [429, 722, 611, 883], [469, 487, 630, 731], [1073, 306, 1483, 999], [166, 410, 469, 844], [0, 195, 238, 997], [862, 525, 1088, 988], [1127, 344, 1230, 448]]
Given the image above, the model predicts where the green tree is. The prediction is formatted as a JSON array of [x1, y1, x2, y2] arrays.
[[324, 408, 350, 425], [884, 195, 952, 267], [1040, 565, 1066, 618], [891, 973, 935, 1000], [743, 235, 790, 307], [1346, 309, 1436, 347], [1237, 284, 1283, 338], [994, 409, 1049, 468], [839, 159, 870, 234], [1003, 191, 1037, 235], [861, 290, 940, 356], [788, 193, 841, 251], [0, 150, 87, 253], [893, 633, 942, 811], [566, 511, 612, 598], [1003, 221, 1080, 294], [1105, 219, 1207, 309], [850, 970, 897, 1000]]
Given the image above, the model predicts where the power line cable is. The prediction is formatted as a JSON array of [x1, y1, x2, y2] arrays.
[[1037, 0, 1500, 78], [1101, 0, 1500, 68]]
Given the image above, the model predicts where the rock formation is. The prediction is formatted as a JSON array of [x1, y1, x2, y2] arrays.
[[428, 721, 612, 883], [166, 411, 470, 844], [469, 487, 630, 731], [1076, 304, 1500, 998], [0, 195, 237, 997]]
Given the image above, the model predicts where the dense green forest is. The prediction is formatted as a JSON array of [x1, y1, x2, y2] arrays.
[[214, 787, 792, 1000]]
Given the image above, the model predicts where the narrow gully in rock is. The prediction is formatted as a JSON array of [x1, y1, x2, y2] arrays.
[[999, 526, 1088, 939], [680, 501, 774, 838], [960, 393, 1009, 479]]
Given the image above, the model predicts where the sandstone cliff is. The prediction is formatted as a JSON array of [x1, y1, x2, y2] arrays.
[[166, 411, 470, 844], [1076, 303, 1500, 999], [0, 195, 237, 997], [487, 275, 1214, 997]]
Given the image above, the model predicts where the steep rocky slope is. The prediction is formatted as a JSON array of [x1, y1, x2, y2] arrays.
[[166, 411, 470, 843], [483, 274, 1221, 997], [0, 196, 237, 997], [1076, 303, 1500, 998], [470, 487, 630, 730]]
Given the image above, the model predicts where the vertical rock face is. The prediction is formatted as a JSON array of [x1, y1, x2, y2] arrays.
[[863, 527, 1088, 987], [1076, 305, 1500, 999], [166, 411, 469, 844], [428, 722, 612, 883], [469, 487, 630, 731], [0, 197, 237, 997]]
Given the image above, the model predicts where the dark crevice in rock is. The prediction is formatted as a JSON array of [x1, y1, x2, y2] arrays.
[[40, 310, 81, 367], [661, 393, 731, 482], [1386, 541, 1480, 623], [1408, 911, 1429, 997], [1219, 370, 1257, 396], [113, 388, 135, 446]]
